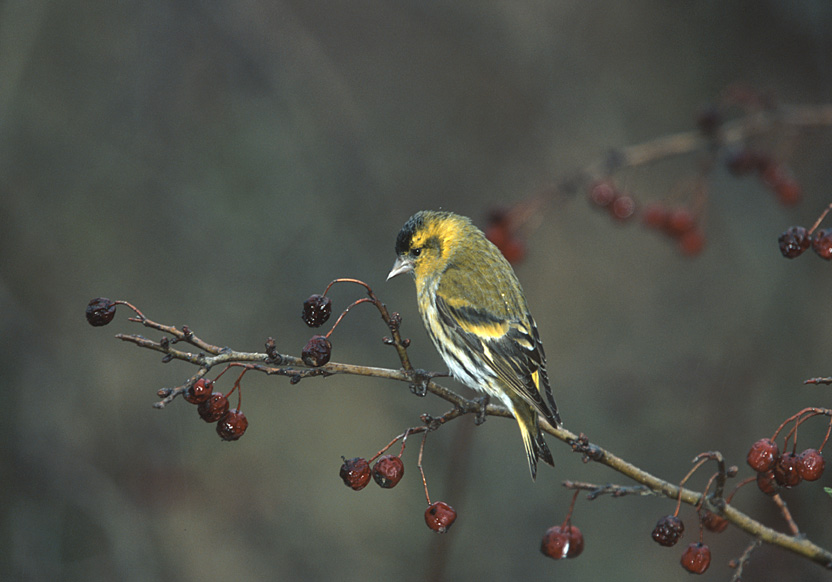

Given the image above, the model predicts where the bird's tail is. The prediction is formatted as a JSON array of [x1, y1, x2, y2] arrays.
[[516, 404, 555, 480]]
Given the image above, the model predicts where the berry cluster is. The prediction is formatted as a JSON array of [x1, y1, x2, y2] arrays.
[[747, 438, 825, 495], [725, 148, 801, 206], [339, 431, 457, 534], [778, 226, 832, 260], [184, 377, 248, 441], [588, 181, 705, 256]]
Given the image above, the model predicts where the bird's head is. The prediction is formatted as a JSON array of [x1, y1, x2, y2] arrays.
[[387, 211, 470, 283]]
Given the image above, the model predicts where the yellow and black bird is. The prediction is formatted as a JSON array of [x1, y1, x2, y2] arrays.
[[387, 210, 560, 479]]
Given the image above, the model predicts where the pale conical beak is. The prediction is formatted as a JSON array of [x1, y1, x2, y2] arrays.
[[387, 256, 414, 280]]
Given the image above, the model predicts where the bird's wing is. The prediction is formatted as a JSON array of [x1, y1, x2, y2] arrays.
[[434, 289, 560, 427]]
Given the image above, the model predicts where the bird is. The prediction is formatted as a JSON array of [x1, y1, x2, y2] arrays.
[[387, 210, 560, 479]]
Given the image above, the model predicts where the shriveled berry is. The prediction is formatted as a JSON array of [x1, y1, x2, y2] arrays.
[[747, 438, 779, 472], [302, 335, 332, 367], [773, 452, 803, 488], [340, 457, 372, 491], [588, 180, 617, 208], [611, 194, 636, 221], [540, 524, 584, 559], [798, 448, 825, 481], [680, 542, 711, 574], [778, 226, 811, 258], [198, 392, 229, 423], [811, 229, 832, 260], [756, 470, 779, 495], [86, 297, 116, 326], [701, 510, 729, 533], [184, 378, 214, 404], [425, 501, 457, 533], [216, 409, 248, 441], [372, 455, 405, 488], [651, 515, 685, 547], [302, 294, 332, 327]]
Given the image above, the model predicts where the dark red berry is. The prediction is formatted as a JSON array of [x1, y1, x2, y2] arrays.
[[774, 178, 802, 206], [778, 226, 811, 258], [811, 229, 832, 260], [611, 194, 636, 221], [747, 438, 779, 473], [726, 149, 768, 176], [86, 297, 116, 326], [302, 294, 332, 327], [540, 524, 584, 559], [701, 510, 729, 533], [216, 409, 248, 441], [302, 335, 332, 367], [756, 470, 779, 495], [798, 448, 825, 481], [680, 542, 711, 574], [425, 501, 457, 533], [372, 455, 405, 488], [184, 378, 214, 404], [588, 180, 617, 208], [651, 515, 685, 547], [198, 392, 229, 423], [696, 107, 721, 137], [773, 452, 803, 488], [340, 457, 372, 491]]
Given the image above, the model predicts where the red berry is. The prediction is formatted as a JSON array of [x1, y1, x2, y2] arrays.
[[540, 524, 584, 559], [680, 542, 711, 574], [651, 515, 685, 547], [611, 194, 636, 221], [747, 438, 779, 472], [372, 455, 405, 488], [666, 208, 696, 236], [773, 452, 803, 488], [184, 378, 214, 404], [216, 409, 248, 441], [678, 229, 706, 256], [778, 226, 811, 258], [811, 229, 832, 260], [756, 470, 779, 496], [775, 178, 802, 206], [198, 392, 229, 423], [86, 297, 116, 326], [340, 457, 372, 491], [302, 294, 332, 328], [302, 335, 332, 367], [425, 501, 457, 533], [701, 510, 729, 533], [588, 180, 617, 208], [485, 210, 527, 265], [641, 203, 669, 230], [798, 448, 824, 481]]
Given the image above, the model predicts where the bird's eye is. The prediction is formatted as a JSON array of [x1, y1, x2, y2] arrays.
[[412, 248, 422, 257]]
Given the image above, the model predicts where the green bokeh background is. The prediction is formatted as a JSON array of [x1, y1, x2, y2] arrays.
[[2, 2, 832, 580]]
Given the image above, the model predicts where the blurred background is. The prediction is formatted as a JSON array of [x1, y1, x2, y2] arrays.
[[2, 1, 832, 580]]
